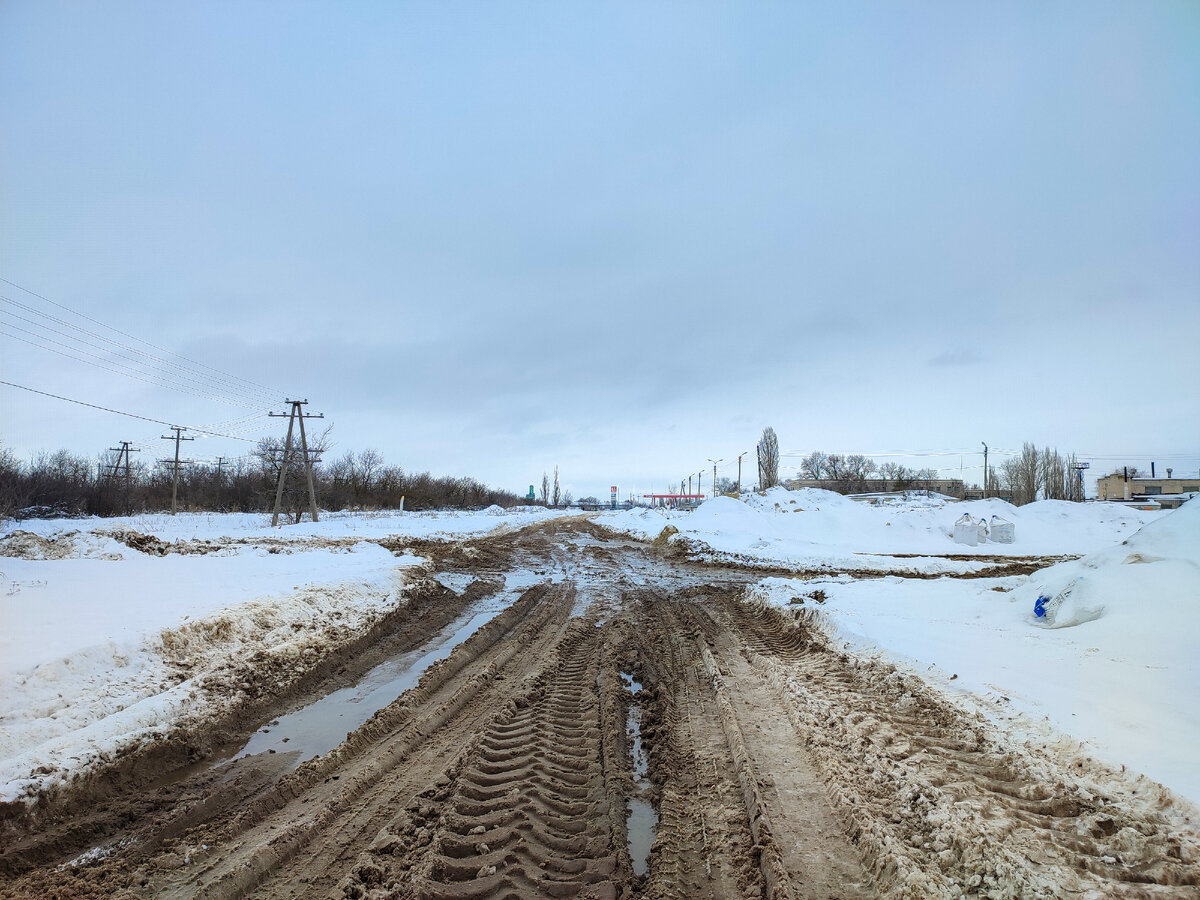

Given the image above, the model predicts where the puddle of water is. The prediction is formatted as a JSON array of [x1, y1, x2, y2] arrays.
[[627, 799, 656, 875], [433, 572, 477, 594], [621, 671, 656, 875], [234, 593, 514, 768]]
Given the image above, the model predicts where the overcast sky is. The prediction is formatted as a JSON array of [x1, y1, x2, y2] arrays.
[[2, 1, 1198, 500]]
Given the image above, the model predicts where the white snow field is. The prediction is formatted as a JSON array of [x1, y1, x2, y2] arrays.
[[0, 507, 563, 803], [600, 489, 1198, 805], [600, 487, 1165, 571]]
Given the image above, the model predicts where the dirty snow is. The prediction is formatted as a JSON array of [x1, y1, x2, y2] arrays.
[[747, 498, 1200, 805], [0, 506, 564, 803]]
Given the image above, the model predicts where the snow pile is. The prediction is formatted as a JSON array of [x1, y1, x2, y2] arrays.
[[597, 487, 1162, 570], [1021, 499, 1200, 631], [752, 500, 1200, 804], [0, 533, 423, 802], [6, 505, 570, 548]]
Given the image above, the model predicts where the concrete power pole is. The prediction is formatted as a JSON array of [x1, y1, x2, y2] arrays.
[[981, 442, 988, 498], [106, 441, 139, 489], [269, 399, 324, 526], [737, 453, 743, 494], [106, 441, 140, 511], [160, 427, 194, 514]]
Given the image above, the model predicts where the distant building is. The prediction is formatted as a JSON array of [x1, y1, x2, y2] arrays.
[[1096, 474, 1200, 501]]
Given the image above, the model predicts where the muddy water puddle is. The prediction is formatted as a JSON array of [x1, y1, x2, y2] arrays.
[[621, 671, 657, 876], [235, 589, 519, 768]]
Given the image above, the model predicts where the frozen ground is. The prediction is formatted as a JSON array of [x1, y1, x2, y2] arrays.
[[0, 506, 565, 803]]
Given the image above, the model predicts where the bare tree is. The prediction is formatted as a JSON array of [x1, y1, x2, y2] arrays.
[[758, 426, 780, 490], [996, 443, 1084, 505], [540, 472, 550, 505], [800, 451, 828, 481], [552, 466, 561, 507]]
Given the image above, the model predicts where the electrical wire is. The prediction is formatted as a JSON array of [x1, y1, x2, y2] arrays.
[[0, 380, 259, 441], [0, 326, 266, 409], [0, 276, 286, 398], [0, 295, 282, 406]]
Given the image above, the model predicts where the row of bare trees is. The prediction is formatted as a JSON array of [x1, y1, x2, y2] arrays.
[[0, 439, 522, 519], [797, 451, 942, 494], [536, 466, 572, 508], [995, 443, 1085, 505]]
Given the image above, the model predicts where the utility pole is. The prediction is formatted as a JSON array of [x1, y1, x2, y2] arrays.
[[105, 441, 139, 491], [160, 427, 194, 514], [269, 399, 324, 526], [215, 456, 226, 480], [737, 453, 743, 494], [1072, 461, 1090, 501], [981, 442, 988, 498], [688, 475, 693, 498]]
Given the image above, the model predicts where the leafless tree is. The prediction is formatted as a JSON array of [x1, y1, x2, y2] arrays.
[[996, 443, 1084, 505], [758, 426, 780, 490], [552, 466, 561, 507], [800, 451, 828, 481], [540, 472, 550, 505]]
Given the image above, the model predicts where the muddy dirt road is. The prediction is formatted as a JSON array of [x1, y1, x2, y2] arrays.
[[2, 520, 1197, 898]]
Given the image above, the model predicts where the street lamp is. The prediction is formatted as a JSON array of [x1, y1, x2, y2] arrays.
[[707, 458, 724, 499]]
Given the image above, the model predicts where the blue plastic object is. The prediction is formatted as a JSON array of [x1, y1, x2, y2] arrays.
[[1034, 595, 1050, 618]]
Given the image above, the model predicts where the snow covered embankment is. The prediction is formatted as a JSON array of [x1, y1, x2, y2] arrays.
[[752, 499, 1200, 806], [596, 487, 1162, 574], [0, 529, 425, 805]]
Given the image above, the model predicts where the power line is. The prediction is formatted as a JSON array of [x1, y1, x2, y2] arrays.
[[0, 276, 286, 398], [0, 380, 259, 441], [0, 294, 281, 405], [0, 323, 266, 409]]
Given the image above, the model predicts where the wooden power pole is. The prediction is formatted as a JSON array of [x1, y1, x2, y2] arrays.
[[160, 427, 194, 514], [269, 399, 323, 526]]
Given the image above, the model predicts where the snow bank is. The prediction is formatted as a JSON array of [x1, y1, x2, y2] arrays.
[[597, 487, 1162, 571], [752, 500, 1200, 804], [4, 505, 567, 547], [0, 537, 429, 802]]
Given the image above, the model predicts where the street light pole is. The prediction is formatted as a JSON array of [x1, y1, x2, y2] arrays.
[[708, 458, 723, 498]]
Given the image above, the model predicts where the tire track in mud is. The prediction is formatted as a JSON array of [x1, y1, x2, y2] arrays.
[[713, 596, 1200, 899], [337, 620, 629, 899], [641, 592, 876, 900], [1, 580, 580, 900], [0, 575, 491, 877], [181, 582, 581, 900], [626, 592, 772, 900]]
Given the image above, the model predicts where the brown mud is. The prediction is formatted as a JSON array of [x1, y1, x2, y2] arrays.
[[2, 519, 1197, 899]]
